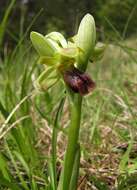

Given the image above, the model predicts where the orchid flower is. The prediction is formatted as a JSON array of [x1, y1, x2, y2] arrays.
[[30, 14, 105, 96]]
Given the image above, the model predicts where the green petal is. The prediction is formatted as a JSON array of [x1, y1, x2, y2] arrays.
[[30, 31, 56, 56], [47, 38, 61, 51], [60, 48, 79, 58], [46, 32, 67, 48], [38, 55, 59, 66]]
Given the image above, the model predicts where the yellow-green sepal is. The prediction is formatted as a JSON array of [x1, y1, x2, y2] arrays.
[[30, 31, 56, 56]]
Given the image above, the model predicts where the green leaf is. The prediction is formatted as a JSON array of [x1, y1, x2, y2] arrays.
[[51, 98, 65, 190], [0, 173, 20, 190], [0, 100, 9, 118], [0, 0, 16, 48], [119, 140, 133, 172], [5, 142, 30, 190], [14, 151, 30, 176], [30, 31, 56, 56], [31, 177, 38, 190], [0, 154, 11, 181], [48, 161, 55, 190]]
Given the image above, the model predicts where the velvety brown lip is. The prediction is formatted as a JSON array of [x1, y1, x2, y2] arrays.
[[63, 67, 95, 96]]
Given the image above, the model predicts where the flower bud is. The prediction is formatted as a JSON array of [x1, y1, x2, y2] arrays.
[[76, 14, 96, 70], [90, 42, 106, 62]]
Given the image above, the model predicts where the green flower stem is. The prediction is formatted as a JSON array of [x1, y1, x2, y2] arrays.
[[69, 143, 81, 190], [62, 94, 82, 190]]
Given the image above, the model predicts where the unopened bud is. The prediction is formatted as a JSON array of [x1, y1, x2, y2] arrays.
[[76, 14, 96, 70]]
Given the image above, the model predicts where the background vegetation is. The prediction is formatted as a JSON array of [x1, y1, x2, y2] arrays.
[[1, 0, 137, 48], [0, 0, 137, 189]]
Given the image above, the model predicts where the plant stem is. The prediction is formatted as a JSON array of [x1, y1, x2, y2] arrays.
[[62, 94, 82, 190], [69, 144, 81, 190]]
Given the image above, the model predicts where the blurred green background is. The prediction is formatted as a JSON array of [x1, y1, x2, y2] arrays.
[[1, 0, 137, 48]]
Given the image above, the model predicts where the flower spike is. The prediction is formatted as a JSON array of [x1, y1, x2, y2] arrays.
[[30, 14, 101, 96]]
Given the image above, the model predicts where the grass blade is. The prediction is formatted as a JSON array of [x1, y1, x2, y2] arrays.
[[0, 100, 9, 119], [0, 173, 20, 190], [51, 97, 65, 190], [0, 0, 16, 48]]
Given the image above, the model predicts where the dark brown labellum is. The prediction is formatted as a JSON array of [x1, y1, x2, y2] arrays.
[[63, 67, 95, 96]]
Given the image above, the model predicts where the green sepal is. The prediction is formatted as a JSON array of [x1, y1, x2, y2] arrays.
[[30, 31, 56, 56]]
